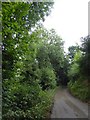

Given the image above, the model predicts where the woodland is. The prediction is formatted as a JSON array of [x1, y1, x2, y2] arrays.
[[2, 2, 90, 119]]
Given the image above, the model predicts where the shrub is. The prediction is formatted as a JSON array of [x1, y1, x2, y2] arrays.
[[68, 80, 89, 101], [40, 67, 56, 90]]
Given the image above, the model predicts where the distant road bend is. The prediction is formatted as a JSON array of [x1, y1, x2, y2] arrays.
[[51, 87, 88, 118]]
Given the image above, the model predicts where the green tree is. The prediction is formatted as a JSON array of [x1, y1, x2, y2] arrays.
[[68, 45, 80, 63], [2, 2, 54, 119], [67, 38, 89, 101], [47, 29, 66, 85], [68, 50, 82, 82], [2, 2, 53, 80], [36, 28, 68, 86], [79, 35, 90, 79]]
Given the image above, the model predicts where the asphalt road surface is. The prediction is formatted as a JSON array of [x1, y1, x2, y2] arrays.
[[51, 87, 89, 118]]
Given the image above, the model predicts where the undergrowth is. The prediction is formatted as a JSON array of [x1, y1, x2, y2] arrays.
[[68, 80, 89, 102]]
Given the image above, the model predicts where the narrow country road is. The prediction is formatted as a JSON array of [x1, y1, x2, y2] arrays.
[[51, 87, 89, 118]]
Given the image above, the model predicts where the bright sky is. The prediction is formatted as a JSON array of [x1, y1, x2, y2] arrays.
[[43, 0, 89, 52]]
